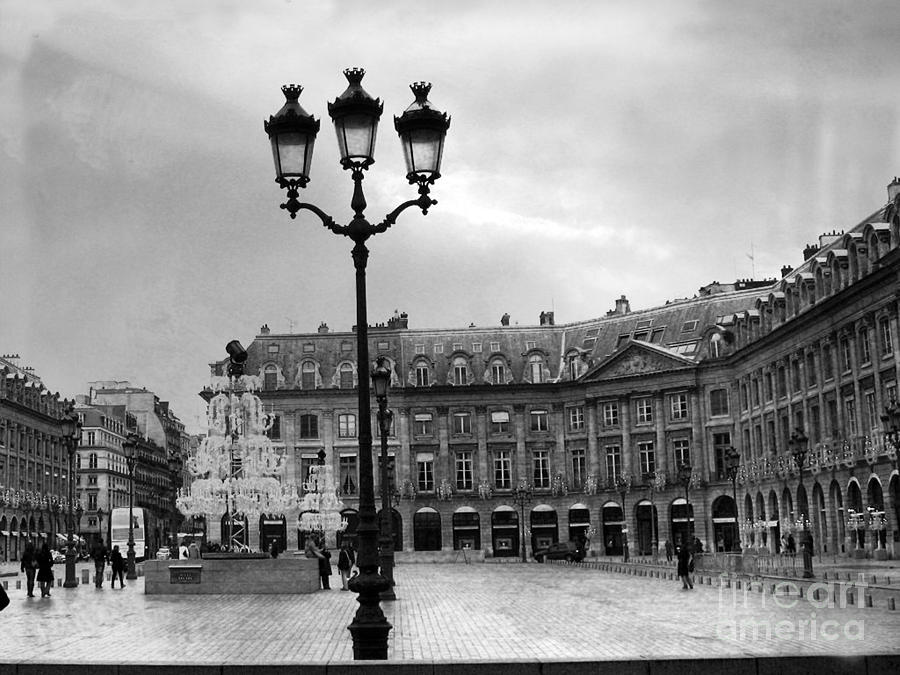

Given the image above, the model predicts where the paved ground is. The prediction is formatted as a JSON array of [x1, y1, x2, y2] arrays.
[[2, 561, 899, 667]]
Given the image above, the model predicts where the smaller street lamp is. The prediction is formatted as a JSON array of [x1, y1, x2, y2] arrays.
[[60, 407, 81, 588], [677, 462, 694, 547], [788, 428, 814, 578], [122, 433, 140, 580], [724, 446, 742, 553], [615, 474, 631, 562], [512, 480, 533, 562], [371, 356, 396, 601]]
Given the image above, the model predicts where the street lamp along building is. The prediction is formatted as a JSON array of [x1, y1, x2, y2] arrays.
[[202, 176, 900, 563]]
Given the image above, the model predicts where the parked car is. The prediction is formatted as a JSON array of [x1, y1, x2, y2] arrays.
[[156, 547, 171, 560], [533, 541, 585, 563]]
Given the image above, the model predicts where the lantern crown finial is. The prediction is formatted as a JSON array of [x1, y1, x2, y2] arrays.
[[343, 67, 366, 86], [410, 82, 432, 106], [281, 84, 303, 102]]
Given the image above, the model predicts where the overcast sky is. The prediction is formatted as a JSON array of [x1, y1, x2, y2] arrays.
[[2, 0, 899, 434]]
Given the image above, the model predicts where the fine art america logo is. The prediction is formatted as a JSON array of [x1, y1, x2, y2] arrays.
[[716, 573, 867, 642]]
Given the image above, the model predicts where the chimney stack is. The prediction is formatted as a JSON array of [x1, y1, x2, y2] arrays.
[[888, 176, 900, 204], [501, 313, 510, 326], [780, 265, 794, 278]]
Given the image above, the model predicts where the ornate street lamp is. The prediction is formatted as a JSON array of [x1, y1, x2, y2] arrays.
[[265, 68, 449, 660], [60, 406, 81, 588], [512, 480, 533, 562], [371, 356, 396, 601], [788, 428, 814, 578], [724, 446, 742, 553], [122, 433, 140, 580], [615, 474, 631, 562], [677, 462, 694, 546]]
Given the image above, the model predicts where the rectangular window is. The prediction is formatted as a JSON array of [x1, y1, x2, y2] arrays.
[[764, 372, 773, 401], [299, 414, 318, 439], [859, 328, 871, 365], [567, 406, 585, 431], [339, 367, 354, 389], [530, 410, 549, 432], [377, 341, 390, 351], [605, 445, 621, 481], [416, 452, 434, 492], [570, 448, 585, 490], [472, 342, 482, 353], [709, 389, 729, 416], [339, 456, 357, 495], [681, 320, 698, 332], [865, 391, 878, 434], [338, 414, 357, 438], [415, 364, 429, 387], [533, 450, 550, 488], [491, 362, 506, 385], [494, 449, 511, 489], [414, 343, 425, 354], [791, 360, 802, 393], [777, 367, 787, 397], [806, 352, 817, 387], [454, 362, 467, 385], [491, 411, 510, 434], [840, 337, 852, 372], [302, 343, 315, 353], [752, 378, 760, 406], [525, 341, 537, 350], [414, 413, 434, 436], [86, 432, 96, 446], [490, 341, 501, 352], [711, 432, 730, 479], [635, 319, 653, 331], [455, 451, 473, 490], [636, 398, 653, 424], [638, 441, 655, 476], [880, 318, 894, 356], [267, 344, 279, 354], [341, 341, 353, 352], [844, 398, 857, 437], [602, 402, 619, 427], [433, 343, 444, 354], [886, 381, 898, 408], [88, 493, 97, 510], [670, 393, 688, 421], [673, 438, 691, 469], [452, 412, 472, 435], [452, 342, 463, 352]]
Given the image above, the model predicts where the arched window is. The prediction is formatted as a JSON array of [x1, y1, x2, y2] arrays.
[[339, 363, 354, 389], [452, 357, 468, 386], [264, 364, 277, 391], [300, 361, 316, 390], [529, 354, 544, 383], [490, 358, 506, 385], [414, 359, 430, 387]]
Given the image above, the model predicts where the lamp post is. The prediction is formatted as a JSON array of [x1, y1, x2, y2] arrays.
[[265, 68, 449, 660], [677, 462, 694, 548], [615, 474, 631, 562], [512, 480, 533, 562], [122, 433, 140, 580], [724, 446, 742, 553], [371, 356, 396, 601], [60, 407, 81, 588], [789, 428, 814, 578]]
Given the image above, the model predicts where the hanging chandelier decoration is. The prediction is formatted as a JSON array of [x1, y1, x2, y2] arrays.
[[298, 449, 348, 534]]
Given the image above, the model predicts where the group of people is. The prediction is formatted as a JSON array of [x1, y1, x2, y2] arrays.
[[89, 538, 127, 588], [304, 536, 356, 591], [19, 542, 55, 597]]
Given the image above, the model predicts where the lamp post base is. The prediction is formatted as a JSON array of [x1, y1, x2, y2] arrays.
[[347, 569, 392, 660], [126, 546, 137, 580], [378, 535, 396, 601], [63, 549, 78, 588]]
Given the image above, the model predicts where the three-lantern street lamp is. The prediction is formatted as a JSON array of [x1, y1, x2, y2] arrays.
[[724, 446, 742, 553], [60, 407, 81, 588], [264, 68, 449, 661], [512, 481, 533, 562], [371, 356, 396, 602], [788, 428, 814, 578], [677, 462, 694, 545], [122, 433, 140, 580]]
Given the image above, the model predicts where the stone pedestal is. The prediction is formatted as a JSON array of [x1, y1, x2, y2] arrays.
[[143, 554, 320, 594]]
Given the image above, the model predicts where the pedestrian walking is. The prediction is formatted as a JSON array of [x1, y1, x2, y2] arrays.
[[110, 545, 126, 588], [305, 535, 331, 589], [664, 539, 673, 563], [270, 540, 280, 559], [676, 544, 693, 590], [91, 537, 109, 588], [787, 533, 796, 556], [337, 540, 355, 591], [21, 541, 38, 597], [178, 540, 189, 560], [36, 542, 54, 597], [188, 541, 201, 559]]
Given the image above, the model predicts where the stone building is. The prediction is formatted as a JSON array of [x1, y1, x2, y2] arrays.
[[0, 355, 74, 561], [203, 177, 900, 561]]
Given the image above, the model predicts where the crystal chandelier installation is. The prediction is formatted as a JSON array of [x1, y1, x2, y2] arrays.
[[298, 449, 348, 536]]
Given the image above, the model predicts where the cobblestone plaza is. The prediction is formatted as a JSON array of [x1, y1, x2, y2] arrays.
[[2, 562, 899, 672]]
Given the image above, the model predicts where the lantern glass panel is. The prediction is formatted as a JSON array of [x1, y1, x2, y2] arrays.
[[335, 114, 378, 164], [402, 127, 444, 177], [272, 132, 314, 181]]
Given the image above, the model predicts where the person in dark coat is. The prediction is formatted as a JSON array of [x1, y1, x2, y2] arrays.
[[110, 545, 126, 588], [664, 539, 674, 563], [676, 544, 694, 590], [36, 542, 54, 597], [91, 538, 109, 588], [21, 541, 38, 597], [337, 540, 355, 591]]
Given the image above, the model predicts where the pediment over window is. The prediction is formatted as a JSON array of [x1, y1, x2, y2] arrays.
[[581, 342, 695, 382]]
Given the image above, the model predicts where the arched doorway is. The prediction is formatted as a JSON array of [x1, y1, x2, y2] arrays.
[[221, 512, 248, 550], [336, 508, 359, 550], [452, 507, 480, 550], [413, 507, 442, 551], [634, 500, 657, 555], [711, 495, 738, 552], [797, 484, 809, 523], [601, 501, 624, 555], [490, 506, 518, 557], [669, 498, 694, 549], [259, 514, 287, 554], [755, 492, 767, 549], [847, 480, 864, 550], [376, 508, 403, 551], [781, 487, 794, 522], [768, 490, 780, 553], [744, 494, 755, 546], [812, 482, 827, 554], [829, 480, 845, 553], [867, 476, 886, 551], [567, 503, 591, 544], [530, 505, 558, 551]]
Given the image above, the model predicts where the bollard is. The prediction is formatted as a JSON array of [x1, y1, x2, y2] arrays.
[[848, 591, 854, 605], [866, 595, 873, 608], [823, 571, 828, 580], [888, 598, 896, 611], [81, 569, 90, 584], [799, 586, 804, 598]]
